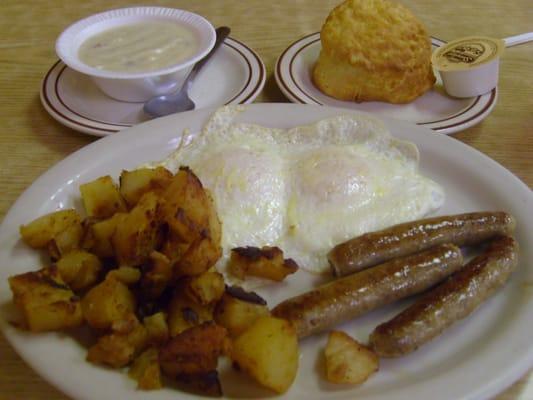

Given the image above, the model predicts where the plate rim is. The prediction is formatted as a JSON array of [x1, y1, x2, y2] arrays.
[[40, 36, 267, 137], [274, 32, 498, 135], [1, 103, 532, 400]]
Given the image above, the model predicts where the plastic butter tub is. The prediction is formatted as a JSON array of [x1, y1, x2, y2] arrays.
[[432, 36, 505, 98]]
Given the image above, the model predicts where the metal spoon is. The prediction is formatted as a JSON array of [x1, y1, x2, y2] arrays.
[[143, 26, 231, 118]]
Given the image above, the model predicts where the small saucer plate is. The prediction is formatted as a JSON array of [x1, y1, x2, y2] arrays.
[[40, 37, 266, 136], [275, 33, 497, 135]]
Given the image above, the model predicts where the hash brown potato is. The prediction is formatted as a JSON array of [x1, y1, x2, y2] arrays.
[[8, 166, 303, 396], [8, 266, 83, 332], [214, 289, 270, 337], [324, 330, 379, 384], [228, 246, 299, 282], [231, 316, 299, 393]]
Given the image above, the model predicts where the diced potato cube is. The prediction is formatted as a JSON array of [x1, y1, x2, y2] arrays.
[[140, 251, 173, 300], [113, 191, 160, 267], [228, 246, 298, 281], [167, 289, 214, 337], [81, 277, 135, 330], [129, 347, 163, 390], [185, 271, 225, 305], [8, 266, 83, 332], [174, 234, 221, 277], [110, 313, 139, 334], [84, 213, 127, 258], [157, 168, 222, 277], [143, 312, 169, 345], [20, 209, 83, 256], [159, 167, 211, 242], [107, 266, 141, 285], [172, 190, 222, 278], [80, 216, 99, 249], [231, 316, 299, 394], [160, 233, 190, 274], [324, 331, 379, 385], [80, 175, 127, 218], [56, 250, 102, 291], [159, 322, 227, 377], [119, 167, 172, 207], [87, 318, 148, 368], [214, 290, 270, 337]]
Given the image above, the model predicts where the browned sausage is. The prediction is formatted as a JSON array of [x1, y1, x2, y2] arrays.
[[369, 236, 518, 357], [328, 211, 515, 277], [272, 244, 463, 338]]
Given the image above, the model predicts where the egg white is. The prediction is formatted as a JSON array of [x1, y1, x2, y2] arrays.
[[155, 106, 445, 277]]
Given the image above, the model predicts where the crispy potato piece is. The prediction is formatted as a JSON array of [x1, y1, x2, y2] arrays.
[[160, 232, 190, 264], [185, 271, 225, 305], [119, 167, 172, 208], [167, 289, 214, 336], [228, 246, 298, 281], [113, 192, 160, 267], [53, 218, 85, 257], [80, 175, 127, 218], [181, 190, 222, 276], [110, 313, 139, 334], [324, 331, 379, 384], [81, 277, 136, 330], [107, 266, 141, 285], [159, 322, 227, 377], [87, 318, 148, 368], [214, 290, 270, 337], [83, 213, 127, 258], [20, 209, 83, 256], [80, 216, 99, 249], [174, 233, 221, 277], [141, 251, 173, 299], [231, 316, 299, 394], [174, 371, 223, 398], [129, 347, 163, 390], [143, 312, 169, 345], [159, 167, 211, 243], [158, 167, 222, 276], [8, 266, 83, 332], [56, 250, 102, 291]]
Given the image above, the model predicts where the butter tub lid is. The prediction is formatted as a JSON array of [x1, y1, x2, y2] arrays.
[[432, 36, 505, 71]]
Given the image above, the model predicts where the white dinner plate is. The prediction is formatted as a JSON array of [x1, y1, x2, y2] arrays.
[[275, 33, 498, 135], [40, 37, 266, 136], [0, 104, 531, 400]]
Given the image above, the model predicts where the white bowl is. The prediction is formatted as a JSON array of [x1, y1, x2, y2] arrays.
[[56, 7, 216, 102]]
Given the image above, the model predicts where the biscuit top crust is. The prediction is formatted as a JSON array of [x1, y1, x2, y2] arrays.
[[320, 0, 432, 71]]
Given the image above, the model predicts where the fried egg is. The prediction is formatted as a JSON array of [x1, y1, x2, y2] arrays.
[[156, 106, 444, 275]]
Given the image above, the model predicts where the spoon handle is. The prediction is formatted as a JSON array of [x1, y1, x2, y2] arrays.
[[183, 26, 231, 92], [503, 32, 533, 47]]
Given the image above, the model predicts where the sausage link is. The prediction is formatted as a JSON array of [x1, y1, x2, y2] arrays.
[[272, 244, 463, 338], [328, 211, 515, 277], [369, 236, 518, 357]]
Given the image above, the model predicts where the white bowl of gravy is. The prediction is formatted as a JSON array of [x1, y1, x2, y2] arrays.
[[56, 7, 216, 102]]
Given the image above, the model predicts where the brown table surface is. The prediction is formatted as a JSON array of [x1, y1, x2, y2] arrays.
[[0, 0, 531, 399]]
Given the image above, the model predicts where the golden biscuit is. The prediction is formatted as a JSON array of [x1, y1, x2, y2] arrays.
[[313, 0, 436, 103]]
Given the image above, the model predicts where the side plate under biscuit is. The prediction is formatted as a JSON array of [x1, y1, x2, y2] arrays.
[[275, 33, 497, 135]]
